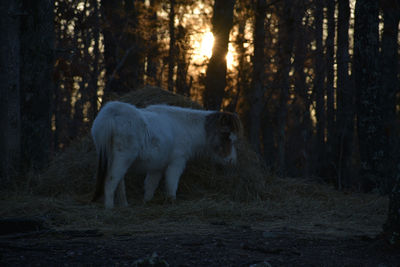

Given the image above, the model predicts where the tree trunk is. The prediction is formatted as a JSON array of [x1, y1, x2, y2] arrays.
[[336, 0, 353, 190], [0, 0, 21, 182], [232, 10, 248, 113], [383, 0, 400, 227], [53, 3, 74, 151], [167, 0, 176, 92], [276, 0, 294, 176], [89, 0, 100, 122], [354, 0, 380, 192], [248, 0, 267, 153], [325, 0, 336, 179], [379, 0, 400, 193], [146, 0, 160, 86], [20, 0, 54, 171], [101, 0, 124, 99], [72, 4, 87, 138], [203, 0, 236, 110], [54, 77, 73, 151], [314, 0, 325, 176], [176, 25, 190, 96], [381, 0, 400, 222], [292, 3, 310, 177], [122, 0, 144, 91]]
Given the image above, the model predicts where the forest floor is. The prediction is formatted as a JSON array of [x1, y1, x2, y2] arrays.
[[0, 189, 399, 266], [0, 219, 399, 266]]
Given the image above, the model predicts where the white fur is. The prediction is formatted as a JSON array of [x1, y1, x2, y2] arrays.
[[91, 101, 237, 209]]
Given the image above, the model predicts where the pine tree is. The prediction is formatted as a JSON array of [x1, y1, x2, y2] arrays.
[[354, 0, 380, 191], [336, 0, 353, 189], [248, 0, 267, 153], [0, 0, 21, 182]]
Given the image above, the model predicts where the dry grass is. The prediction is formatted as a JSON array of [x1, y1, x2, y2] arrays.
[[0, 86, 389, 237], [0, 179, 387, 237]]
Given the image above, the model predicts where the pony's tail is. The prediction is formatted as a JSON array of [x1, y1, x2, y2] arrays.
[[91, 117, 114, 202], [91, 147, 108, 202]]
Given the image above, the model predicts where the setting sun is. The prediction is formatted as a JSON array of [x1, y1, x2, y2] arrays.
[[200, 32, 214, 58], [193, 31, 235, 70]]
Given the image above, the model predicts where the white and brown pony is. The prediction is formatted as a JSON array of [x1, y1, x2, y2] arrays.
[[91, 101, 242, 209]]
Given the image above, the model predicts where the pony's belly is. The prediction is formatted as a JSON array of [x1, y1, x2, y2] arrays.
[[131, 157, 168, 174], [132, 138, 174, 173]]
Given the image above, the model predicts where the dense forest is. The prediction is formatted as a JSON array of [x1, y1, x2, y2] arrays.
[[0, 0, 399, 245]]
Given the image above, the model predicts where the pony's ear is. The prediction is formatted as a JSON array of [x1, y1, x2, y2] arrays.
[[218, 112, 243, 136], [205, 112, 243, 136]]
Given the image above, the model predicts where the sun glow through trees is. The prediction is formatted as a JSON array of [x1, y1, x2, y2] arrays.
[[200, 31, 214, 58], [192, 31, 235, 70]]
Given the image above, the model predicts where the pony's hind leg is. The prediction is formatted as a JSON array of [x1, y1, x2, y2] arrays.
[[144, 171, 163, 202], [115, 179, 128, 207], [104, 152, 134, 209]]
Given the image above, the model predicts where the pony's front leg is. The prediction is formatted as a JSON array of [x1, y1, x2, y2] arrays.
[[164, 158, 186, 200], [144, 171, 163, 202]]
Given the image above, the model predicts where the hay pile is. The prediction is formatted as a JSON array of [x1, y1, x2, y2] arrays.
[[33, 86, 269, 202]]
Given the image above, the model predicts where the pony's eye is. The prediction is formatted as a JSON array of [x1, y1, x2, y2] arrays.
[[220, 132, 230, 140]]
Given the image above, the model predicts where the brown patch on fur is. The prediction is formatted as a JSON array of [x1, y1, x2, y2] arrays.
[[218, 132, 233, 157], [205, 112, 243, 157], [205, 112, 243, 136]]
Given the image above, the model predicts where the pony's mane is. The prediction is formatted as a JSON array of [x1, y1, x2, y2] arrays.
[[145, 104, 212, 115], [145, 104, 213, 125]]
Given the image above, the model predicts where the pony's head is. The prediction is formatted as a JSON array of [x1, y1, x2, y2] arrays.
[[205, 111, 243, 164]]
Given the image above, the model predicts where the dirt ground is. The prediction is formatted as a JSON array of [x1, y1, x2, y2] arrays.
[[1, 220, 399, 266]]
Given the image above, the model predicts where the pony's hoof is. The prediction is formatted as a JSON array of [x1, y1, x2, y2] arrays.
[[164, 196, 176, 205]]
